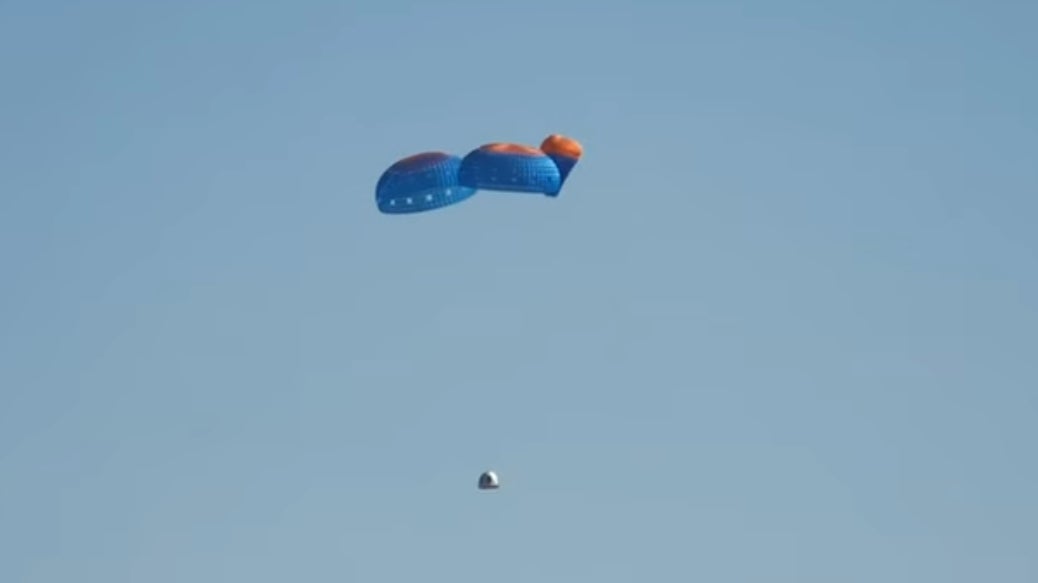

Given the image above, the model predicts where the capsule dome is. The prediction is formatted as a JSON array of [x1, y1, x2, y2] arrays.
[[478, 470, 500, 490]]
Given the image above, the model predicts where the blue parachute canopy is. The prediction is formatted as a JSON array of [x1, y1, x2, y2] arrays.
[[374, 135, 583, 214], [375, 151, 477, 214], [458, 143, 561, 196], [538, 134, 583, 196]]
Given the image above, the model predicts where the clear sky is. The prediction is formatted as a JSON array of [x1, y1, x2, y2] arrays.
[[2, 0, 1036, 581]]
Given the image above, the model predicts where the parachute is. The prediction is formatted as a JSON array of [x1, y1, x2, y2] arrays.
[[539, 134, 583, 196], [458, 143, 562, 195], [375, 151, 477, 214], [375, 134, 582, 214]]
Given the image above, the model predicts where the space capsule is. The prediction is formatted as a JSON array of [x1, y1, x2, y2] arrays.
[[478, 470, 500, 490]]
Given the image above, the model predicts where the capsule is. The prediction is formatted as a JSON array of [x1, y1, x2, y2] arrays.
[[478, 470, 500, 490]]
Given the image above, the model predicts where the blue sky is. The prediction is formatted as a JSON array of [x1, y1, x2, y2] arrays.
[[2, 0, 1036, 581]]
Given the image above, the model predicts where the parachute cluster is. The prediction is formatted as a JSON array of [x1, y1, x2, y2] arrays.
[[372, 134, 585, 491], [376, 134, 583, 214]]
